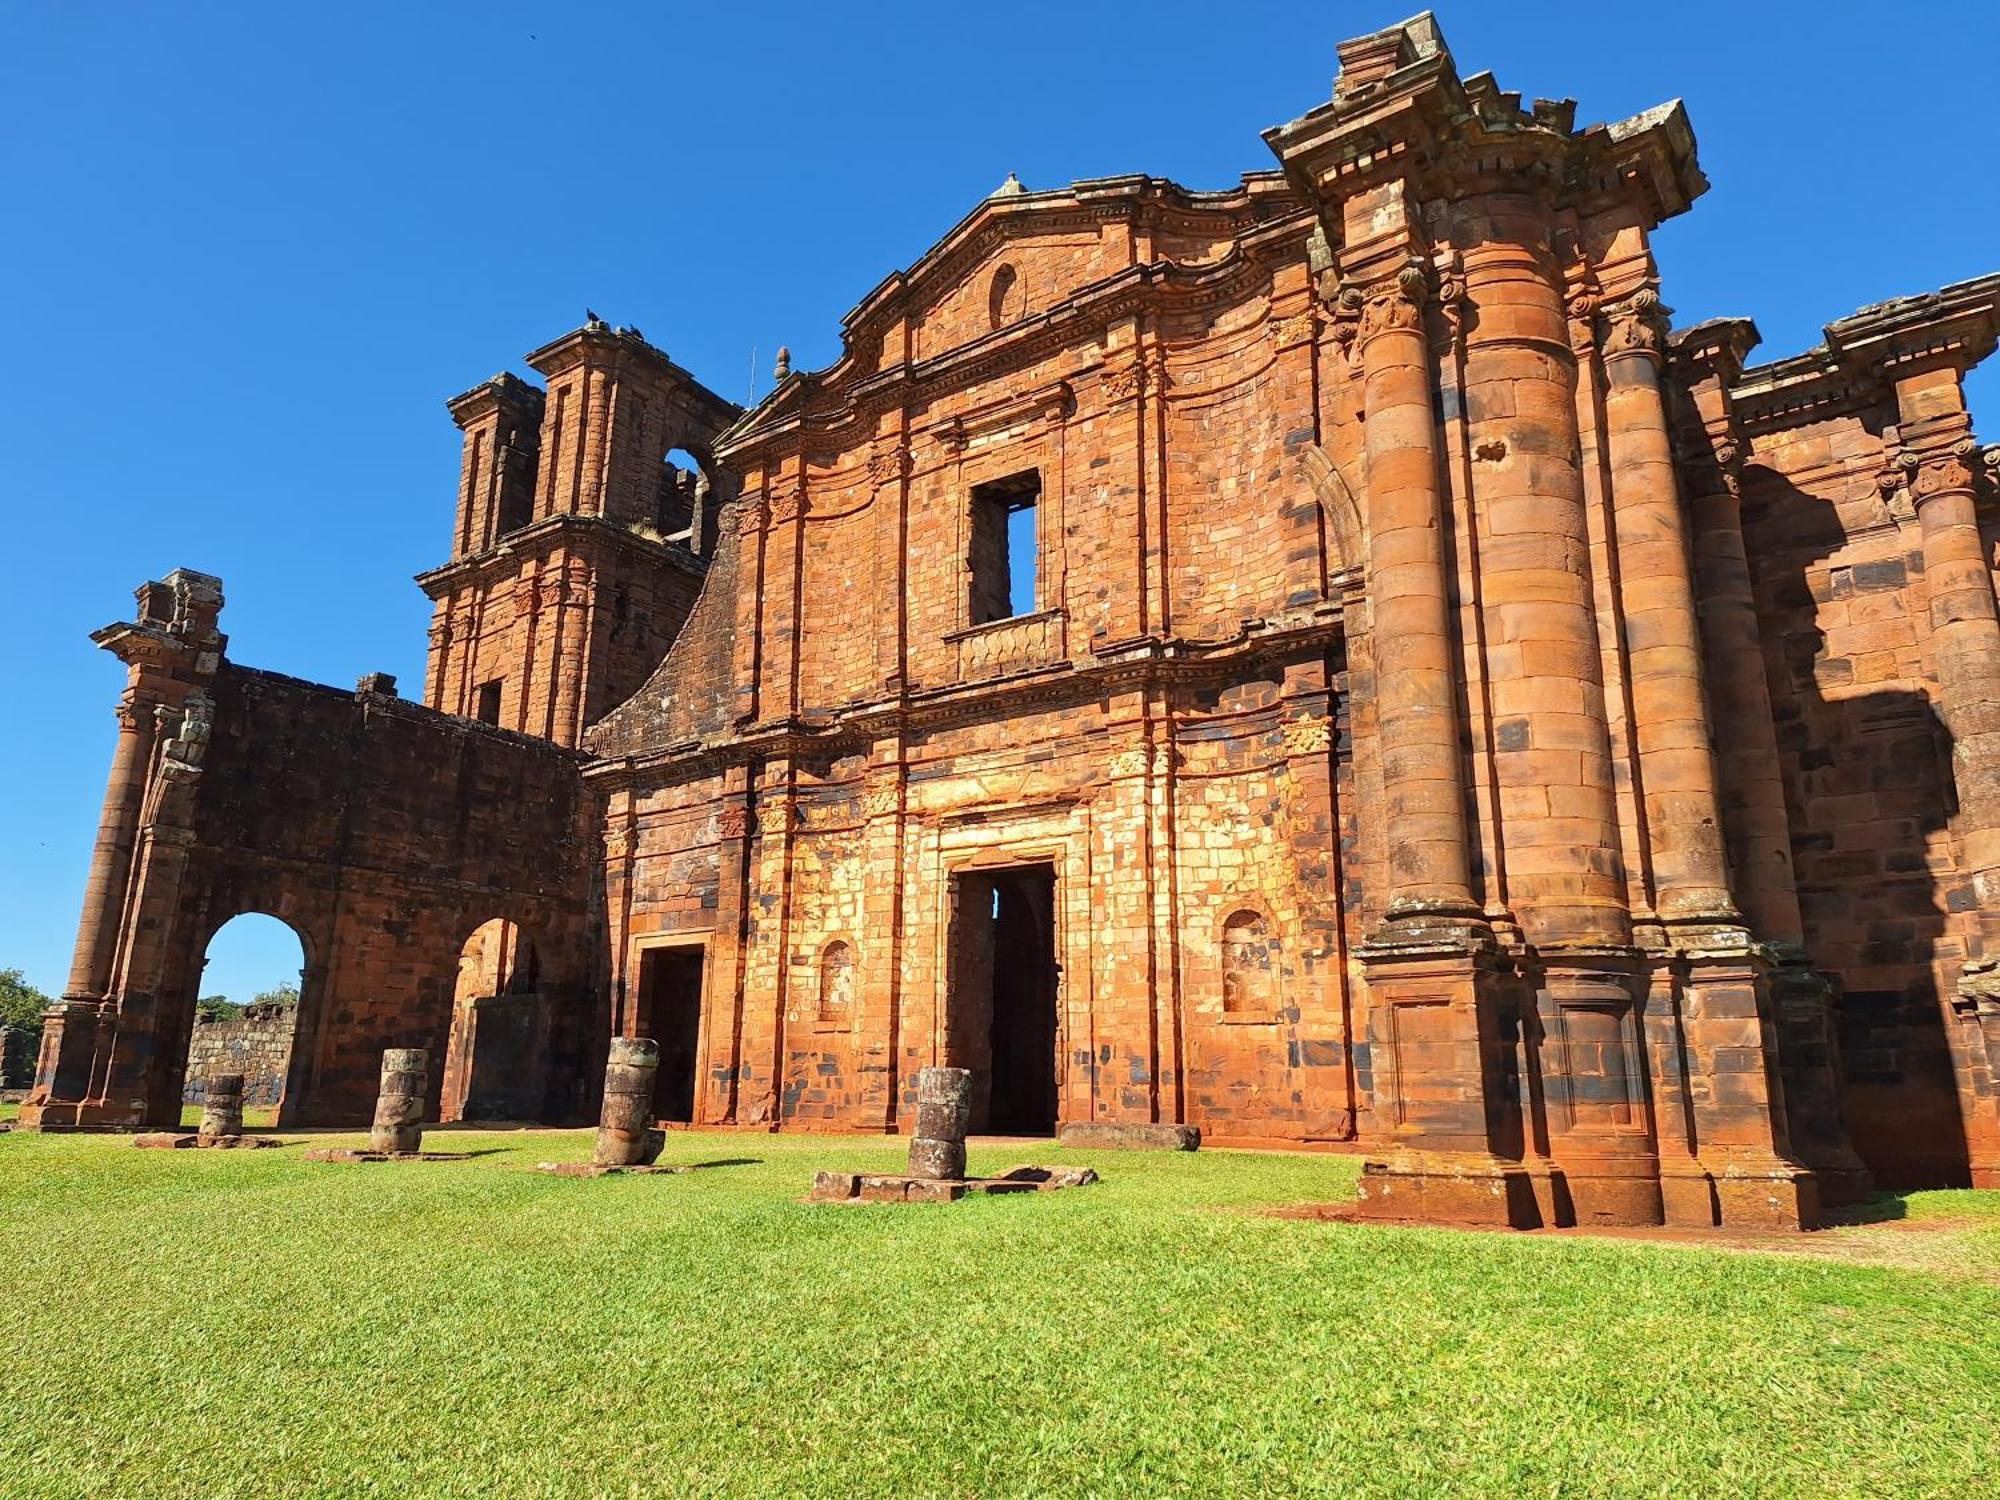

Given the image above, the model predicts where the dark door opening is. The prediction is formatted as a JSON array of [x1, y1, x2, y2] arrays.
[[949, 863, 1059, 1134], [635, 945, 704, 1123]]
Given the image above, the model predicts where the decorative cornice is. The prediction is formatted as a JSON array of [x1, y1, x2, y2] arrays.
[[414, 513, 707, 598], [582, 608, 1348, 792]]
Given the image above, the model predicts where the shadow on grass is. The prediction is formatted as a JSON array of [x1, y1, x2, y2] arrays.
[[685, 1157, 763, 1170], [1824, 1193, 1911, 1226]]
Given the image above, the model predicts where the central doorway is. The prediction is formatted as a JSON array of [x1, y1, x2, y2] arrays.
[[949, 863, 1059, 1135], [634, 944, 705, 1124]]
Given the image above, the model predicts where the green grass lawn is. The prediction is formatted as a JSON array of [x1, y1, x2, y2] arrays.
[[1, 1127, 1996, 1499]]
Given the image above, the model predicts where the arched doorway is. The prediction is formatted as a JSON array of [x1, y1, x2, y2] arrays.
[[440, 918, 549, 1122], [187, 912, 306, 1126]]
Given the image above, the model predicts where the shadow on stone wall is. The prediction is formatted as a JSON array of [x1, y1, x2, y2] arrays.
[[1757, 474, 1970, 1188]]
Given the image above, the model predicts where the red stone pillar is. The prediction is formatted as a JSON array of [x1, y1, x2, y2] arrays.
[[1348, 249, 1527, 1227], [1599, 290, 1738, 926], [1892, 370, 2000, 1184], [1358, 262, 1480, 925], [63, 695, 156, 1001], [1459, 199, 1660, 1226]]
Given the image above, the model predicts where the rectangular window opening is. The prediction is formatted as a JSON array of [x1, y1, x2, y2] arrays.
[[969, 471, 1040, 625], [474, 679, 503, 726]]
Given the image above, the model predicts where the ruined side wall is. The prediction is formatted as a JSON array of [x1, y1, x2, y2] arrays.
[[1739, 409, 1976, 1185], [159, 666, 602, 1126]]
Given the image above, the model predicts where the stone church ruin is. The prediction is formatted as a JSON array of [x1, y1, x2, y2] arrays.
[[23, 14, 2000, 1229]]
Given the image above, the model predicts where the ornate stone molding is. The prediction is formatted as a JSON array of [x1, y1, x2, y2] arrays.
[[732, 498, 769, 537], [1356, 262, 1428, 346], [716, 806, 751, 840], [1901, 440, 1979, 500], [769, 484, 807, 524], [867, 442, 912, 488], [604, 825, 635, 860], [1106, 746, 1149, 779], [1102, 356, 1146, 404], [1281, 713, 1333, 755], [862, 783, 900, 819], [1274, 309, 1320, 350]]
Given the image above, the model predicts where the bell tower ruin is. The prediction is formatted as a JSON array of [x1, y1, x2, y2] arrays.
[[418, 317, 739, 747]]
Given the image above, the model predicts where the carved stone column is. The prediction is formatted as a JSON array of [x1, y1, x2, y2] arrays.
[[64, 696, 157, 1002], [1668, 322, 1868, 1208], [1357, 262, 1480, 926], [1900, 422, 2000, 1186], [1350, 253, 1524, 1227], [1600, 290, 1738, 925]]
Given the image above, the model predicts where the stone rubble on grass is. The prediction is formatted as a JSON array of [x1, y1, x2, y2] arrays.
[[807, 1066, 1101, 1202]]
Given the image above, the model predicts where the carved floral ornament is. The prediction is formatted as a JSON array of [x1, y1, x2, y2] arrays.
[[1356, 262, 1431, 344], [604, 825, 636, 859], [716, 806, 751, 839], [862, 783, 900, 819], [868, 443, 913, 488], [1899, 440, 1980, 499], [1102, 357, 1146, 404], [769, 485, 806, 524], [733, 498, 769, 537], [1274, 310, 1319, 348], [1281, 713, 1333, 756]]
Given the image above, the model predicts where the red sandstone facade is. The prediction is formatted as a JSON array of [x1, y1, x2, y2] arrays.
[[26, 15, 2000, 1229]]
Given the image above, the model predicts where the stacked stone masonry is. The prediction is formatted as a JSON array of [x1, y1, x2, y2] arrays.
[[25, 14, 2000, 1228], [183, 1002, 295, 1109]]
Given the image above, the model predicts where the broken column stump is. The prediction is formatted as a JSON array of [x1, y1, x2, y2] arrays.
[[595, 1037, 666, 1167], [198, 1073, 245, 1142], [131, 1070, 277, 1149], [303, 1048, 470, 1162], [370, 1047, 427, 1155], [908, 1065, 971, 1181], [536, 1036, 680, 1177]]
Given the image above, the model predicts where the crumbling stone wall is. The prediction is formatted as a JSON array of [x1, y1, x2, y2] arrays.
[[183, 1002, 295, 1108], [24, 597, 603, 1130]]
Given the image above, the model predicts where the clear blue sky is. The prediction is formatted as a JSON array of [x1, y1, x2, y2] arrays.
[[3, 2, 1996, 1003]]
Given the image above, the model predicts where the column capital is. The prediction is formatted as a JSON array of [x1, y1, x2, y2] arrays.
[[1599, 288, 1673, 364], [1898, 438, 1982, 505]]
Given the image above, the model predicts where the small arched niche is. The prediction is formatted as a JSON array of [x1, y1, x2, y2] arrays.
[[817, 939, 855, 1025], [988, 264, 1022, 330], [1220, 909, 1277, 1017]]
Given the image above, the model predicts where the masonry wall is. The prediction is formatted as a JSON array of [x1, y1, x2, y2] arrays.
[[588, 179, 1359, 1143], [1740, 410, 1977, 1185], [156, 666, 603, 1126], [183, 1003, 295, 1108]]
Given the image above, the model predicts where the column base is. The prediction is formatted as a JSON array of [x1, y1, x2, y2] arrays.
[[16, 1098, 155, 1132], [1353, 1150, 1541, 1228], [1660, 1155, 1819, 1231], [1544, 1152, 1665, 1227]]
